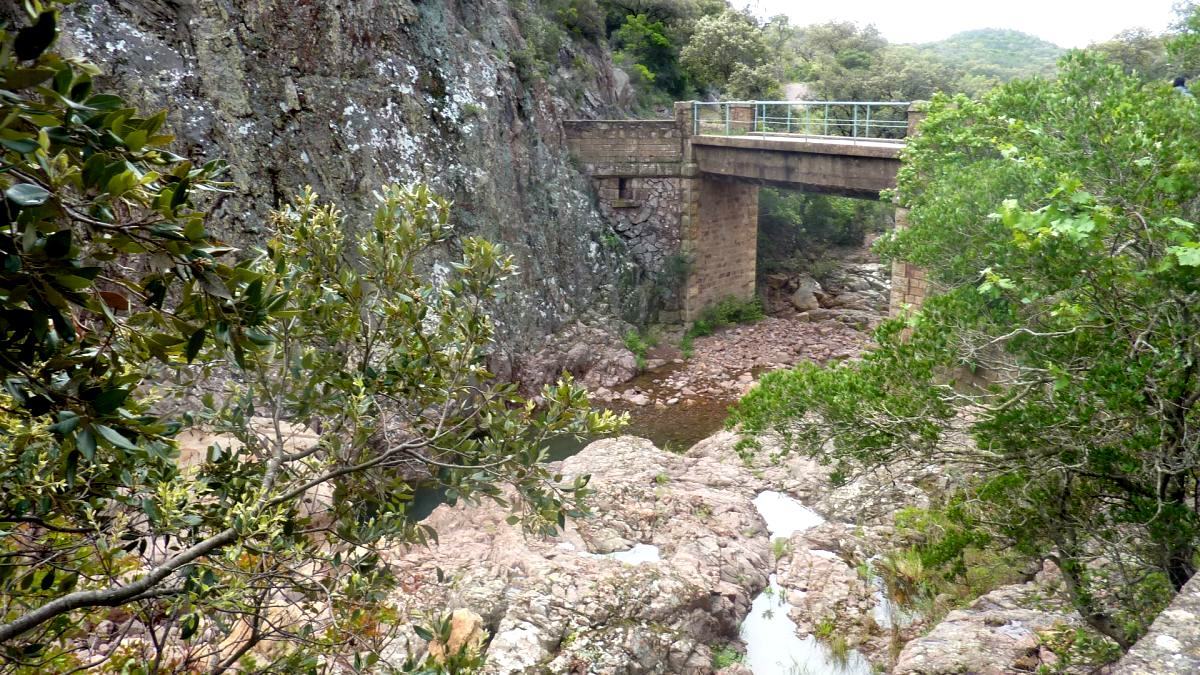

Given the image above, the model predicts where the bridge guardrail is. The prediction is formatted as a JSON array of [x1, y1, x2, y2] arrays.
[[693, 101, 910, 141]]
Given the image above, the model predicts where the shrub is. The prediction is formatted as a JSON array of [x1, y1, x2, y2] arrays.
[[711, 645, 744, 668]]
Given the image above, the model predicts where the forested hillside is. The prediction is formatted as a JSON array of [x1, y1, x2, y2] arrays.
[[918, 28, 1063, 81]]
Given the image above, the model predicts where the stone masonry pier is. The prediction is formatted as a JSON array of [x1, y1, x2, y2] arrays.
[[565, 102, 926, 322]]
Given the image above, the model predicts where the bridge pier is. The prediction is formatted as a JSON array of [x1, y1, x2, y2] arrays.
[[680, 177, 759, 321]]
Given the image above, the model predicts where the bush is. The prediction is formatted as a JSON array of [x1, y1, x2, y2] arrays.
[[711, 645, 743, 668], [680, 296, 764, 357], [553, 0, 605, 40], [623, 329, 657, 370]]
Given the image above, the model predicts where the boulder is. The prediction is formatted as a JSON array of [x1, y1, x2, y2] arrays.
[[766, 273, 792, 289], [789, 275, 823, 312], [427, 609, 486, 665], [515, 321, 639, 393]]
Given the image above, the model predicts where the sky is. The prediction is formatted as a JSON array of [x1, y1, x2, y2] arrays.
[[748, 0, 1180, 48]]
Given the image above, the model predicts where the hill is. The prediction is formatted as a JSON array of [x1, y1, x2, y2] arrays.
[[919, 28, 1065, 81]]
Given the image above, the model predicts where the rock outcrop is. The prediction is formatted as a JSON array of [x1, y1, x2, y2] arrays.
[[1115, 571, 1200, 674], [53, 0, 648, 361], [384, 436, 773, 673], [512, 320, 640, 394], [690, 431, 940, 664], [893, 566, 1101, 675]]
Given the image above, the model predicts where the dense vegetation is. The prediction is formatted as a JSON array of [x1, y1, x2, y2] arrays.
[[732, 51, 1200, 651], [0, 4, 621, 670], [918, 29, 1063, 84]]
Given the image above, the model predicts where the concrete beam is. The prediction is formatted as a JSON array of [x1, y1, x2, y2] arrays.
[[690, 135, 902, 199]]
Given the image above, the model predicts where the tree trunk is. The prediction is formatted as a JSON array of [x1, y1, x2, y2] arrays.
[[1052, 552, 1132, 650]]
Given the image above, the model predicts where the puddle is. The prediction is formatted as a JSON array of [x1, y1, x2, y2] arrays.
[[743, 491, 873, 675], [741, 575, 873, 675], [753, 491, 826, 537]]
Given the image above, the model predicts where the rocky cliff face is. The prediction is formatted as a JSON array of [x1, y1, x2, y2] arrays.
[[56, 0, 642, 366]]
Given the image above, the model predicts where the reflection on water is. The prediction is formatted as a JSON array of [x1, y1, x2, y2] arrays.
[[753, 491, 826, 538], [742, 575, 874, 675], [743, 492, 873, 675]]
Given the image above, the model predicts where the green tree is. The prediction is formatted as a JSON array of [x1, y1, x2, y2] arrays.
[[1168, 2, 1200, 76], [725, 62, 782, 100], [731, 53, 1200, 650], [1092, 28, 1171, 80], [918, 28, 1063, 82], [0, 4, 621, 669], [781, 22, 962, 101], [679, 10, 774, 96], [612, 13, 688, 97]]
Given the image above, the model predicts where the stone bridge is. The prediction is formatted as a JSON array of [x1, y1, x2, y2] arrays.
[[564, 102, 927, 322]]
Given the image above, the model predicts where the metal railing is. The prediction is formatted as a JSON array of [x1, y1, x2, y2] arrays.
[[692, 101, 910, 141]]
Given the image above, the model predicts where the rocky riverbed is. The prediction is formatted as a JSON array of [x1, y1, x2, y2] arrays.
[[101, 251, 1125, 673], [374, 251, 1121, 673], [384, 428, 1108, 674]]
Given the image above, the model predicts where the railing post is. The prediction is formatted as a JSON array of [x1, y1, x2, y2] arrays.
[[786, 104, 792, 133], [692, 101, 699, 136], [724, 103, 730, 135], [852, 104, 859, 138], [906, 100, 928, 139], [824, 103, 829, 135], [864, 104, 871, 138]]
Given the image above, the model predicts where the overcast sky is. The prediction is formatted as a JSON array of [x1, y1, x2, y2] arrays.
[[747, 0, 1180, 48]]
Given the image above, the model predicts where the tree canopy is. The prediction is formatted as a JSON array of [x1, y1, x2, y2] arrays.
[[731, 53, 1200, 650], [679, 10, 779, 98], [0, 4, 621, 670]]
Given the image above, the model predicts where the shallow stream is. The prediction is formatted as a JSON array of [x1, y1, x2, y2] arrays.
[[744, 491, 874, 675]]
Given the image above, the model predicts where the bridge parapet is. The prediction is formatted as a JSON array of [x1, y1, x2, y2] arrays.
[[693, 100, 911, 140]]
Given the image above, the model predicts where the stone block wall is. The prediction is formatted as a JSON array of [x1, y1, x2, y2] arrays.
[[593, 176, 683, 274], [889, 208, 929, 315], [889, 105, 932, 317], [682, 177, 759, 320], [562, 120, 682, 177], [890, 261, 928, 314]]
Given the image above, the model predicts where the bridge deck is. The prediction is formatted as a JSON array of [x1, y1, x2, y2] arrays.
[[692, 134, 904, 159]]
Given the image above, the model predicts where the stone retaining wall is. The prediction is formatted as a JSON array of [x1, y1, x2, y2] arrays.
[[593, 176, 683, 275]]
